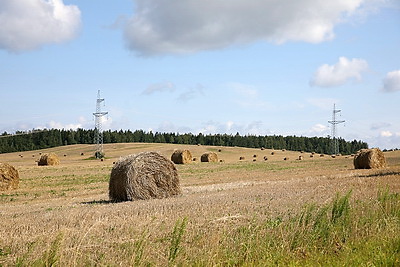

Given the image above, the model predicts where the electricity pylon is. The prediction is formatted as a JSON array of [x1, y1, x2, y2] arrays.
[[93, 90, 108, 159], [328, 103, 345, 155]]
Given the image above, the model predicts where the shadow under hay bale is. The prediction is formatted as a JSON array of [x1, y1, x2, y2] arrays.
[[354, 148, 387, 169], [38, 153, 60, 166], [201, 152, 218, 163], [171, 149, 192, 164], [109, 151, 181, 201], [0, 163, 19, 191]]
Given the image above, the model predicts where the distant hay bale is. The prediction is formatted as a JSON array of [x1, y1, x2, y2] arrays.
[[109, 151, 181, 201], [261, 147, 265, 150], [284, 157, 289, 161], [38, 153, 60, 166], [253, 154, 257, 158], [0, 163, 19, 191], [201, 152, 218, 163], [271, 152, 275, 155], [298, 155, 303, 160], [239, 156, 245, 160], [253, 159, 257, 162], [354, 148, 387, 169], [320, 154, 325, 157], [310, 154, 314, 158], [218, 149, 222, 152], [171, 149, 192, 164], [81, 152, 85, 156], [263, 156, 268, 161]]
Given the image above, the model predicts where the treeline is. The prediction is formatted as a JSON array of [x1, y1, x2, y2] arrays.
[[0, 128, 368, 155]]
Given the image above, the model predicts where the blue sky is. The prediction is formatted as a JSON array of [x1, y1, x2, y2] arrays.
[[0, 0, 399, 149]]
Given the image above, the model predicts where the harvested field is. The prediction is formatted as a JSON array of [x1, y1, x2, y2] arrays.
[[0, 143, 399, 266]]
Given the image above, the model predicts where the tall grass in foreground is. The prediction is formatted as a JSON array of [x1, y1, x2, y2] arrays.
[[4, 189, 399, 266]]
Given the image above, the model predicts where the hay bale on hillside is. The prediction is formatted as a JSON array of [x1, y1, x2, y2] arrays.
[[171, 149, 192, 164], [201, 152, 218, 162], [239, 156, 245, 160], [109, 152, 181, 201], [0, 163, 19, 191], [354, 148, 387, 169], [298, 155, 303, 160], [263, 156, 268, 161], [38, 153, 60, 166]]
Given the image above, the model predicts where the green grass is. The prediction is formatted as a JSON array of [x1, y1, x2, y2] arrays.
[[7, 189, 399, 266]]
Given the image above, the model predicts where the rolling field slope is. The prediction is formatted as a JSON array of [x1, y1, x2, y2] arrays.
[[1, 143, 399, 265]]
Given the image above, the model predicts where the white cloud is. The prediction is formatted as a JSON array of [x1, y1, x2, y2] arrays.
[[0, 0, 81, 52], [370, 122, 391, 130], [309, 124, 329, 136], [45, 116, 89, 130], [380, 130, 393, 137], [310, 57, 369, 87], [176, 84, 204, 102], [382, 70, 400, 92], [368, 131, 400, 149], [124, 0, 368, 56], [142, 81, 175, 95]]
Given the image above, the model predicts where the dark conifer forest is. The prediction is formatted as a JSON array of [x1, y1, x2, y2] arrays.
[[0, 128, 368, 155]]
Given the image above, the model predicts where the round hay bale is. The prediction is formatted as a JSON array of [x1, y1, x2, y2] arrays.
[[263, 156, 268, 161], [109, 151, 180, 201], [38, 153, 60, 166], [298, 155, 303, 160], [218, 149, 222, 152], [81, 152, 85, 156], [201, 152, 218, 163], [171, 149, 192, 164], [271, 152, 275, 155], [253, 154, 257, 158], [354, 148, 387, 169], [253, 159, 257, 162], [239, 156, 245, 160], [284, 157, 289, 161], [320, 154, 325, 157], [0, 163, 19, 191]]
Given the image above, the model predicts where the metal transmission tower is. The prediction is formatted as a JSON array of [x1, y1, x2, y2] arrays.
[[328, 104, 345, 155], [93, 90, 108, 158]]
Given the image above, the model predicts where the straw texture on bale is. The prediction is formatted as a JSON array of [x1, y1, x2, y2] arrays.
[[201, 152, 218, 163], [354, 148, 387, 169], [109, 152, 181, 201], [0, 163, 19, 191], [171, 149, 192, 164], [38, 153, 60, 166]]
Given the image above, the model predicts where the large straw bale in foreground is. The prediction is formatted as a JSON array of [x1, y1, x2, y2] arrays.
[[109, 152, 181, 201], [171, 149, 192, 164], [0, 163, 19, 191], [201, 152, 218, 162], [38, 153, 60, 166], [353, 148, 387, 169]]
